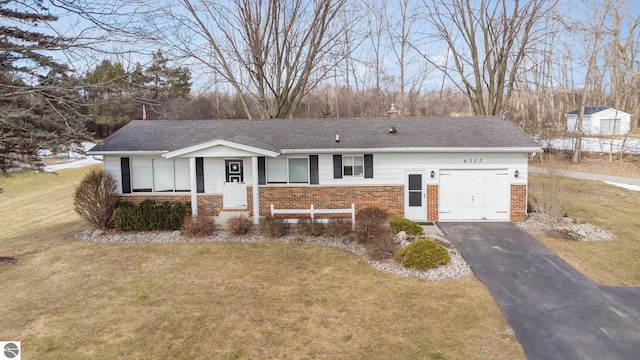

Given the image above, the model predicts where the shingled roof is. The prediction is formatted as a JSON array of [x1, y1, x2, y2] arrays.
[[88, 116, 540, 154], [566, 107, 611, 115]]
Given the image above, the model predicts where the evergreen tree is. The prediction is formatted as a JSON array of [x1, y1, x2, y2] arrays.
[[145, 50, 191, 100], [82, 51, 191, 134], [0, 0, 89, 174], [84, 59, 135, 137]]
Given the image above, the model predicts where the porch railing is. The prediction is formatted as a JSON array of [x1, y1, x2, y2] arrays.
[[269, 203, 355, 230]]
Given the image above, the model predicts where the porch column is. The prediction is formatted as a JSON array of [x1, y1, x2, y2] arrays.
[[189, 157, 198, 216], [251, 156, 260, 224]]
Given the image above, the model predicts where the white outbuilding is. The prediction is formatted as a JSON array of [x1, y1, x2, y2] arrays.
[[566, 107, 632, 135]]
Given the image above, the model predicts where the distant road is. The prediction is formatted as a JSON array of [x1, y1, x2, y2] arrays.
[[529, 166, 640, 186]]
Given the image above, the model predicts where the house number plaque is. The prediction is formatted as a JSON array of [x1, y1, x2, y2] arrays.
[[463, 158, 483, 163]]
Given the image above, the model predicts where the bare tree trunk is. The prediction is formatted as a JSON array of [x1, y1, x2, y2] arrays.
[[571, 1, 608, 163], [421, 0, 556, 116]]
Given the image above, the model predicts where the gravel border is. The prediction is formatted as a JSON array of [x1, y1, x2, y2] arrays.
[[75, 229, 472, 281], [516, 214, 614, 241]]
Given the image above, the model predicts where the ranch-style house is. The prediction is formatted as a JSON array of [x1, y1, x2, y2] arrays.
[[87, 116, 541, 224]]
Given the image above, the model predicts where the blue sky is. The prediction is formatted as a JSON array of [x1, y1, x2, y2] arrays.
[[17, 0, 640, 95]]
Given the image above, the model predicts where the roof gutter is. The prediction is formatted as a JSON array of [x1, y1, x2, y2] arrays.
[[86, 150, 168, 156], [281, 146, 542, 154]]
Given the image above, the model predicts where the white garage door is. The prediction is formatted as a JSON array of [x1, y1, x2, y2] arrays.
[[439, 169, 509, 221]]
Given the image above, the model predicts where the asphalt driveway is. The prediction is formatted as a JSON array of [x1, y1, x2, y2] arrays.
[[438, 222, 640, 360]]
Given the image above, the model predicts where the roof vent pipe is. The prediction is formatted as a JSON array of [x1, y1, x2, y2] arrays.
[[389, 126, 397, 133], [335, 134, 340, 142]]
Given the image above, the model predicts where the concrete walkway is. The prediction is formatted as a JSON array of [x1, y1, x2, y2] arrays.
[[438, 222, 640, 360], [529, 166, 640, 186]]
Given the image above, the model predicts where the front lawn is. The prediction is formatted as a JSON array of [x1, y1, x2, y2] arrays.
[[0, 167, 524, 359], [532, 175, 640, 286]]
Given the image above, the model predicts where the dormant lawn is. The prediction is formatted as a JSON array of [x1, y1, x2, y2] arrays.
[[0, 166, 523, 359]]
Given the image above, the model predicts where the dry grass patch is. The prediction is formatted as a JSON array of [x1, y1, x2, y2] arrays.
[[531, 175, 640, 286], [0, 167, 524, 359]]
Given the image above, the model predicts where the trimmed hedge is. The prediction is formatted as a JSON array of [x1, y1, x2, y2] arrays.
[[394, 239, 450, 271], [389, 218, 423, 236], [114, 200, 191, 231]]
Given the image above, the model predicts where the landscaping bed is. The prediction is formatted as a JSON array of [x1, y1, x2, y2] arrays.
[[76, 228, 473, 281]]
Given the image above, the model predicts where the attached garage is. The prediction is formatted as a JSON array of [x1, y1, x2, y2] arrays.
[[438, 169, 510, 221]]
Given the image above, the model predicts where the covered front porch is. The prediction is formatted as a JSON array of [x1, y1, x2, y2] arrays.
[[163, 137, 279, 224]]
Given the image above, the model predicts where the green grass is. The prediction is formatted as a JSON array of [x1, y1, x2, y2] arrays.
[[0, 167, 524, 359], [532, 175, 640, 286]]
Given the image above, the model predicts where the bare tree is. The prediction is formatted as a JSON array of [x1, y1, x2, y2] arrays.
[[570, 0, 610, 163], [421, 0, 557, 116], [138, 0, 350, 119]]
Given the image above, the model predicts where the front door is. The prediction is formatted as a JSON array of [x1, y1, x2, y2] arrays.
[[223, 159, 247, 208], [404, 171, 426, 221]]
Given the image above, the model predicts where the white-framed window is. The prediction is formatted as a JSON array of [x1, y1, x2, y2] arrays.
[[130, 157, 191, 192], [173, 158, 191, 191], [288, 158, 309, 183], [131, 158, 153, 192], [343, 155, 364, 177], [266, 157, 309, 184], [153, 158, 174, 192], [266, 157, 288, 183]]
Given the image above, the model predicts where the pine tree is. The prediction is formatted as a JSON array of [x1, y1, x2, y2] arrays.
[[0, 0, 89, 175]]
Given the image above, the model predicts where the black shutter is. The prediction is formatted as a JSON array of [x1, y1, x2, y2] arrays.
[[309, 155, 319, 184], [196, 157, 204, 193], [364, 154, 373, 178], [120, 157, 131, 193], [333, 155, 342, 179], [258, 157, 266, 185]]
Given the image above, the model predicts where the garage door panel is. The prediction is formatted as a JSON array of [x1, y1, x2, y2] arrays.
[[439, 169, 509, 221]]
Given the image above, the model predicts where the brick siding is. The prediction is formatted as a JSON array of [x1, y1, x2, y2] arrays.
[[510, 184, 527, 222], [121, 183, 527, 222], [258, 185, 404, 219]]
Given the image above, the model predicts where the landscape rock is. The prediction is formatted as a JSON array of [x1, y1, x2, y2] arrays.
[[395, 231, 407, 243], [171, 230, 182, 238], [518, 213, 614, 241], [91, 229, 104, 238], [74, 229, 472, 281]]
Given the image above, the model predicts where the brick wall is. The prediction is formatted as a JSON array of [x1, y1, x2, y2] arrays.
[[258, 185, 404, 219], [427, 185, 439, 222], [121, 183, 526, 222], [510, 184, 527, 222]]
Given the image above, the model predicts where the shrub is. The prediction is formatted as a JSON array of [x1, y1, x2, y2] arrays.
[[389, 218, 423, 236], [182, 215, 216, 237], [114, 200, 190, 231], [365, 229, 399, 261], [259, 215, 289, 238], [325, 218, 353, 237], [529, 162, 567, 225], [227, 215, 254, 236], [297, 218, 325, 237], [74, 169, 119, 230], [394, 239, 450, 271], [353, 206, 387, 243]]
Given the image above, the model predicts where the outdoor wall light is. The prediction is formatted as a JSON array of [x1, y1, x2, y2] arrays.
[[514, 170, 520, 178], [430, 170, 435, 178]]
